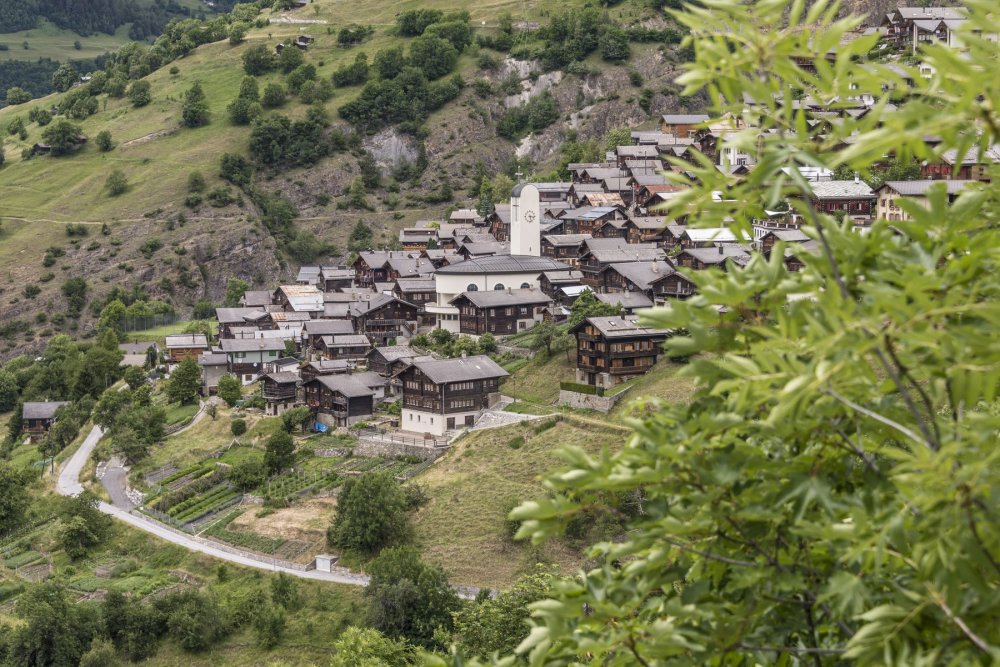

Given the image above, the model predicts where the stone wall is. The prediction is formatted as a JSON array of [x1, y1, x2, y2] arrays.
[[354, 439, 441, 461], [558, 388, 627, 413]]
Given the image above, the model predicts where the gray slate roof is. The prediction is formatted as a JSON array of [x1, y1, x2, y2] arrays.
[[165, 334, 209, 348], [451, 288, 551, 309], [303, 320, 356, 336], [219, 338, 285, 352], [406, 355, 509, 384], [312, 375, 376, 398], [23, 401, 70, 420], [262, 372, 300, 385], [573, 315, 670, 339], [436, 255, 569, 275], [809, 180, 875, 199], [879, 180, 977, 196], [368, 346, 420, 363], [603, 261, 679, 289], [595, 292, 655, 309]]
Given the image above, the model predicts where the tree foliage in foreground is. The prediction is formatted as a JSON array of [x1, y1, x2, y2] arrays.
[[329, 472, 409, 554], [437, 1, 1000, 665]]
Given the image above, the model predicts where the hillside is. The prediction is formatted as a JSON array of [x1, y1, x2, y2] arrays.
[[0, 0, 697, 360]]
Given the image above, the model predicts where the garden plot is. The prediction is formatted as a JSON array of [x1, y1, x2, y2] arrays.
[[229, 498, 337, 547]]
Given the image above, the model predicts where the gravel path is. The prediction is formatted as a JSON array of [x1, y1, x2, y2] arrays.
[[468, 396, 552, 431]]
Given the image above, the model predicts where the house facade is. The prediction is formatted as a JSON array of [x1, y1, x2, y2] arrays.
[[303, 376, 375, 428], [571, 316, 670, 388], [398, 356, 508, 436]]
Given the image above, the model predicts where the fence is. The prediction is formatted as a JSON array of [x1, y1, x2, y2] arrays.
[[0, 516, 56, 552], [396, 449, 445, 480], [116, 312, 180, 335], [355, 427, 449, 448]]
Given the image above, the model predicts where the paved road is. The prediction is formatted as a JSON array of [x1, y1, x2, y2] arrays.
[[56, 424, 371, 587], [100, 457, 135, 510]]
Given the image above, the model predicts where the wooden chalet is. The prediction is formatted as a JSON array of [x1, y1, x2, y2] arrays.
[[219, 338, 286, 381], [22, 401, 70, 442], [539, 270, 585, 300], [315, 334, 371, 362], [260, 372, 300, 416], [304, 375, 375, 428], [808, 180, 876, 222], [579, 242, 666, 286], [541, 234, 590, 267], [449, 288, 552, 336], [674, 245, 752, 271], [164, 334, 210, 363], [300, 359, 351, 384], [598, 261, 696, 301], [921, 145, 1000, 182], [571, 315, 670, 388], [397, 356, 508, 436], [350, 294, 419, 346], [659, 114, 709, 138], [301, 319, 356, 357]]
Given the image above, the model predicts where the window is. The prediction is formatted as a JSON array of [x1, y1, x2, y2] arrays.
[[447, 417, 455, 429], [494, 283, 505, 291], [467, 284, 478, 292], [520, 282, 530, 289], [519, 307, 528, 315]]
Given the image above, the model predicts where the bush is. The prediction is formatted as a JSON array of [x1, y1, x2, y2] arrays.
[[230, 418, 247, 436], [329, 472, 409, 553], [261, 83, 286, 108], [106, 170, 128, 196]]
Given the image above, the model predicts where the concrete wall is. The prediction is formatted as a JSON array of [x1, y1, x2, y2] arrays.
[[354, 439, 440, 460]]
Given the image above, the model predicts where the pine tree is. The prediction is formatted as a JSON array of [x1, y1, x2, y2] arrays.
[[167, 356, 201, 405], [181, 82, 210, 128]]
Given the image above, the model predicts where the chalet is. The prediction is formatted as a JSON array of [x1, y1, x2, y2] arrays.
[[261, 372, 300, 416], [398, 356, 508, 436], [533, 182, 572, 202], [485, 205, 512, 242], [350, 294, 419, 346], [679, 227, 751, 248], [265, 356, 299, 375], [874, 179, 976, 221], [450, 288, 551, 336], [304, 376, 375, 428], [164, 334, 210, 363], [571, 315, 670, 388], [568, 182, 605, 206], [808, 180, 876, 222], [353, 251, 419, 287], [659, 114, 710, 137], [22, 401, 70, 442], [661, 223, 688, 250], [219, 338, 286, 382], [539, 270, 585, 301], [450, 208, 482, 225], [541, 234, 590, 266], [294, 35, 314, 50], [199, 352, 229, 395], [429, 254, 571, 333], [273, 285, 324, 317], [880, 7, 969, 53], [595, 291, 654, 312], [577, 192, 625, 208], [321, 267, 355, 291], [423, 248, 463, 268], [601, 178, 634, 203], [216, 307, 267, 339], [578, 167, 621, 185], [783, 239, 823, 272], [921, 145, 1000, 182], [367, 346, 420, 377], [559, 206, 624, 235], [598, 261, 696, 301], [297, 266, 321, 285], [399, 227, 437, 250], [759, 229, 811, 257], [315, 334, 371, 362], [301, 319, 356, 356], [621, 216, 667, 245], [591, 217, 629, 240], [240, 291, 273, 308], [615, 144, 660, 169], [458, 241, 510, 260], [579, 242, 666, 286], [385, 255, 435, 281], [393, 278, 437, 310], [675, 245, 752, 271], [300, 359, 351, 384]]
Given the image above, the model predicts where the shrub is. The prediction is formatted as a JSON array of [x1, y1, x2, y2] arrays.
[[230, 418, 247, 436]]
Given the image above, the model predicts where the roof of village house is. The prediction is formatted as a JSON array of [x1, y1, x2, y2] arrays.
[[568, 182, 605, 194], [582, 237, 630, 252], [626, 216, 668, 230], [602, 177, 632, 192], [320, 267, 355, 280], [937, 145, 1000, 166], [876, 179, 977, 196], [355, 250, 419, 267], [386, 256, 435, 277], [302, 319, 356, 336], [198, 352, 229, 367], [275, 286, 324, 313], [303, 359, 351, 373], [216, 307, 267, 324], [312, 374, 376, 398], [450, 288, 551, 309], [681, 228, 752, 243], [349, 293, 416, 318], [602, 261, 680, 290], [402, 355, 509, 384], [436, 254, 570, 275], [583, 245, 666, 264], [450, 208, 480, 220], [165, 334, 209, 348], [368, 345, 420, 363], [679, 246, 752, 265], [118, 342, 157, 355], [241, 291, 272, 307], [460, 241, 510, 256], [534, 182, 573, 193], [324, 303, 352, 318], [542, 269, 584, 283], [582, 168, 621, 181], [661, 113, 710, 125], [270, 311, 313, 323], [571, 314, 670, 338], [262, 372, 300, 385], [220, 338, 285, 352], [23, 401, 70, 420], [543, 233, 592, 247], [321, 334, 371, 348], [579, 193, 625, 207], [562, 206, 621, 221], [762, 229, 811, 243], [324, 291, 374, 303], [895, 7, 965, 21], [351, 371, 386, 389], [630, 172, 669, 187], [395, 278, 437, 293], [595, 291, 655, 310], [297, 266, 321, 282], [809, 180, 875, 199], [616, 145, 660, 159]]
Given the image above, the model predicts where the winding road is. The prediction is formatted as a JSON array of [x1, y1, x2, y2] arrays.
[[56, 424, 371, 587]]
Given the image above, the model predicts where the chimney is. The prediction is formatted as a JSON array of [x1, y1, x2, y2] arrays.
[[718, 244, 724, 254], [651, 262, 659, 274], [854, 172, 860, 184]]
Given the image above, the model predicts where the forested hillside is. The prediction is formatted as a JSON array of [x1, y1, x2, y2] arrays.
[[0, 0, 697, 360], [0, 0, 206, 37]]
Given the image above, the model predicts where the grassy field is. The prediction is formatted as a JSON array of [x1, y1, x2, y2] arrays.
[[0, 21, 133, 63], [410, 418, 624, 588]]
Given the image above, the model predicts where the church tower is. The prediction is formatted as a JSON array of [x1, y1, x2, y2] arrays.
[[510, 183, 541, 256]]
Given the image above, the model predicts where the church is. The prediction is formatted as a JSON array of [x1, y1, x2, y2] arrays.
[[426, 183, 572, 333]]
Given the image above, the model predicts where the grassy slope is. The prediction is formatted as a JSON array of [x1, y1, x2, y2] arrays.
[[410, 418, 627, 588], [0, 21, 133, 63]]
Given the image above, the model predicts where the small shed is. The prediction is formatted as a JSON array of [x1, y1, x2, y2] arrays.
[[314, 554, 339, 572]]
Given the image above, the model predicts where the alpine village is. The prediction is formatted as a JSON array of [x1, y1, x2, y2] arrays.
[[0, 0, 997, 665]]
